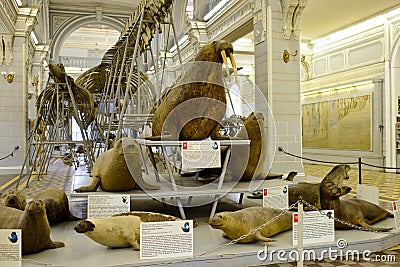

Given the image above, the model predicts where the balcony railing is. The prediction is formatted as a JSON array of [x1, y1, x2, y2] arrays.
[[58, 56, 102, 69]]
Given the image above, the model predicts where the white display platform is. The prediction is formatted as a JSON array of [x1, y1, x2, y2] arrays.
[[70, 174, 291, 219], [22, 212, 399, 267]]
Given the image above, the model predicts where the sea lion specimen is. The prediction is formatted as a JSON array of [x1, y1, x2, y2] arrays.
[[0, 189, 26, 210], [0, 200, 65, 254], [74, 211, 184, 249], [208, 207, 292, 243], [75, 138, 160, 192], [150, 40, 238, 140], [289, 164, 351, 209], [247, 165, 351, 208], [320, 167, 393, 231], [33, 188, 79, 224]]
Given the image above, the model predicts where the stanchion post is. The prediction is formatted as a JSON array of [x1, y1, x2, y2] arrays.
[[297, 201, 304, 267], [358, 158, 362, 184]]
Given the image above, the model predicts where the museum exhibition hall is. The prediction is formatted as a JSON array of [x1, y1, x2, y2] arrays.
[[2, 0, 400, 266]]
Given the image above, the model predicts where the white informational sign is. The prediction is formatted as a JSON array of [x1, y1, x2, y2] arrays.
[[181, 141, 221, 170], [262, 185, 289, 209], [87, 195, 130, 219], [0, 229, 21, 267], [392, 200, 400, 229], [356, 184, 379, 205], [292, 210, 335, 246], [140, 220, 194, 260]]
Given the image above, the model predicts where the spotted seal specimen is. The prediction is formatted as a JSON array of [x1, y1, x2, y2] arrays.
[[75, 138, 160, 192], [208, 207, 292, 243], [0, 189, 26, 210], [320, 166, 393, 231], [150, 40, 238, 140], [74, 211, 184, 249], [33, 188, 79, 224], [0, 200, 65, 254]]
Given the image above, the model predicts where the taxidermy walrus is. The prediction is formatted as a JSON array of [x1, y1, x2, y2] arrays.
[[33, 188, 79, 224], [150, 40, 238, 140], [0, 188, 27, 210], [74, 211, 184, 249], [75, 138, 160, 192], [320, 166, 393, 231], [0, 200, 65, 254], [209, 207, 292, 243]]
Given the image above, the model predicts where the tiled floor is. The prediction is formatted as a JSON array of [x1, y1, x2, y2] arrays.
[[5, 161, 400, 266]]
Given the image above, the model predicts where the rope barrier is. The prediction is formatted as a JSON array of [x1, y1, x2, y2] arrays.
[[278, 146, 400, 170], [0, 146, 19, 161]]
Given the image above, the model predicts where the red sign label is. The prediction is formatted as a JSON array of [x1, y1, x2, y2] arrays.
[[393, 202, 397, 211], [263, 188, 268, 196], [294, 214, 298, 223], [183, 142, 188, 150]]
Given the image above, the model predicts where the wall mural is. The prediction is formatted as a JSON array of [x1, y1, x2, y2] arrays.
[[302, 95, 371, 150]]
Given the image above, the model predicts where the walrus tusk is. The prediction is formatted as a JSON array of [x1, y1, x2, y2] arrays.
[[221, 50, 231, 82], [229, 53, 238, 84]]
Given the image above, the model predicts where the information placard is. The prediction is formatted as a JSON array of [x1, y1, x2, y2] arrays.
[[140, 220, 193, 260], [0, 229, 21, 267], [262, 185, 289, 209], [392, 200, 400, 229], [181, 141, 221, 170], [292, 210, 335, 246], [88, 195, 130, 219]]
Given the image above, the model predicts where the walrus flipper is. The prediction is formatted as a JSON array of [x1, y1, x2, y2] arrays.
[[48, 240, 65, 249], [74, 176, 101, 192], [255, 231, 276, 242]]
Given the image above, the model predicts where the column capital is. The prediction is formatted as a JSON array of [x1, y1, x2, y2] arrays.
[[281, 0, 308, 40]]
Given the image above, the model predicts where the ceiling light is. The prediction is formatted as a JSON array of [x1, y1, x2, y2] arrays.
[[15, 0, 22, 6]]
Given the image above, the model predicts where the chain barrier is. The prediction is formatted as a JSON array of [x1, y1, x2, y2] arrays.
[[11, 199, 389, 266], [198, 200, 302, 257], [299, 198, 388, 233]]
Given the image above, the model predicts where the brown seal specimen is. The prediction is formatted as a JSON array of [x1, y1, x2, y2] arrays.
[[0, 189, 26, 210], [0, 200, 65, 254], [33, 188, 79, 225], [320, 166, 393, 231], [247, 165, 351, 208], [75, 138, 160, 192], [224, 112, 266, 181], [150, 40, 238, 140], [197, 112, 279, 182], [208, 207, 292, 243], [74, 211, 184, 249], [289, 164, 352, 209]]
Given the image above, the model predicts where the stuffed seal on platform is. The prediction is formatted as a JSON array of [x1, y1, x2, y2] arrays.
[[74, 211, 185, 249]]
